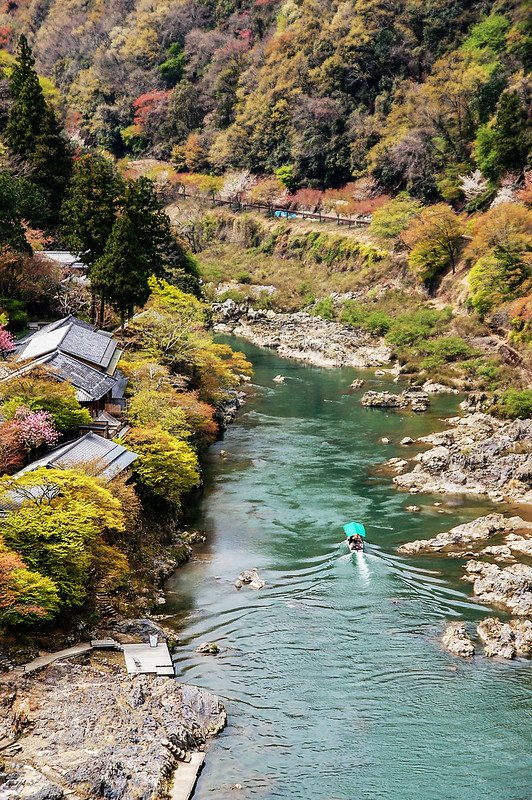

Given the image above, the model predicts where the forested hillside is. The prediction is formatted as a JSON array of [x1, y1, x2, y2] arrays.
[[0, 0, 529, 196]]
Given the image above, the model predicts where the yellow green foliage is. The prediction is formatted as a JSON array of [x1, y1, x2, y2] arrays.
[[0, 539, 60, 628], [0, 369, 91, 432], [0, 468, 127, 609], [466, 203, 532, 317], [125, 425, 200, 507], [403, 204, 464, 282]]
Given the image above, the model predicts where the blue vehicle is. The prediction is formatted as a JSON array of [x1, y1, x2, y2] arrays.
[[274, 210, 298, 219]]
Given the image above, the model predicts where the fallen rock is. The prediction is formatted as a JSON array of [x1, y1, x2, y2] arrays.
[[350, 379, 365, 389], [361, 390, 429, 412], [361, 391, 402, 408], [213, 304, 392, 368], [405, 505, 421, 512], [384, 457, 409, 474], [400, 436, 414, 445], [381, 437, 390, 443], [394, 414, 532, 503], [422, 382, 459, 394], [442, 622, 475, 657]]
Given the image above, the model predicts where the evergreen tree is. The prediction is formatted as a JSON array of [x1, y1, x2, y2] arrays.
[[5, 36, 46, 158], [60, 155, 123, 266], [124, 176, 200, 295], [91, 177, 187, 324], [91, 213, 154, 327], [0, 174, 32, 253], [475, 92, 531, 181], [30, 106, 73, 217]]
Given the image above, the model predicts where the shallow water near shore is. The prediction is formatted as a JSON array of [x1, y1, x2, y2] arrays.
[[163, 339, 532, 800]]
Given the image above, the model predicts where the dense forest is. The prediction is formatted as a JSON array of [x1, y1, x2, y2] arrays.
[[0, 0, 529, 196]]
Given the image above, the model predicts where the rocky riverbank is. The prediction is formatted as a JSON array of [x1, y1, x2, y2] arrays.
[[212, 300, 391, 368], [392, 412, 532, 504], [396, 512, 532, 659], [0, 656, 226, 800]]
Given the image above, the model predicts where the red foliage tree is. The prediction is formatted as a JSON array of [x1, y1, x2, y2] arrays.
[[0, 422, 25, 475], [133, 90, 171, 131]]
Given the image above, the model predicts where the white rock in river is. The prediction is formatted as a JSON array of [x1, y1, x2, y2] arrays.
[[477, 617, 532, 658], [273, 375, 285, 383], [400, 436, 414, 445], [442, 621, 475, 657]]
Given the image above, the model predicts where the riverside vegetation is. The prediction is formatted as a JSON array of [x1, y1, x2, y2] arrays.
[[0, 38, 251, 658]]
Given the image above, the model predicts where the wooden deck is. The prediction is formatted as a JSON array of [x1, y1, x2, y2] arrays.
[[170, 752, 205, 800], [122, 642, 174, 676]]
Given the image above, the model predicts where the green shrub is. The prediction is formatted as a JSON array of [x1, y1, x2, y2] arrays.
[[494, 389, 532, 420], [311, 297, 335, 320], [0, 298, 28, 331], [236, 271, 252, 284], [418, 336, 477, 367]]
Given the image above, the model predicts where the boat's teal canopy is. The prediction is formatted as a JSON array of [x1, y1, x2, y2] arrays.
[[343, 521, 366, 538]]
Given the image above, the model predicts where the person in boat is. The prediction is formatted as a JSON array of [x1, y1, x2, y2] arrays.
[[348, 533, 363, 551]]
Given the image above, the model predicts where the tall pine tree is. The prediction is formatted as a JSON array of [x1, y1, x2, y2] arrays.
[[91, 178, 172, 325], [60, 155, 123, 266], [30, 106, 72, 216], [5, 36, 46, 158]]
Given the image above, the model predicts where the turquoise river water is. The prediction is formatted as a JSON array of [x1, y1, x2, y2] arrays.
[[163, 338, 532, 800]]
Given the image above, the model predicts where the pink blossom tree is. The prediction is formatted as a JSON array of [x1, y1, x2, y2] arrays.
[[12, 406, 60, 450], [0, 326, 15, 357]]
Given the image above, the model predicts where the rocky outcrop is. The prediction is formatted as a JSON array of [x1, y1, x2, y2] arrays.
[[0, 661, 226, 800], [441, 622, 475, 657], [422, 381, 459, 394], [213, 300, 391, 368], [397, 514, 532, 555], [393, 413, 532, 503], [463, 560, 532, 616], [477, 617, 532, 659], [361, 391, 402, 408], [216, 390, 246, 429], [361, 388, 430, 412]]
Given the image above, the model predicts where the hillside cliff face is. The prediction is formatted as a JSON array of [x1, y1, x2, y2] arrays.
[[1, 0, 529, 196]]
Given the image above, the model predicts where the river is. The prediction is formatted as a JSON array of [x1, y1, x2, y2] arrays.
[[163, 339, 532, 800]]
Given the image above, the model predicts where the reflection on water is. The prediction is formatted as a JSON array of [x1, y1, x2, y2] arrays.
[[163, 340, 532, 800]]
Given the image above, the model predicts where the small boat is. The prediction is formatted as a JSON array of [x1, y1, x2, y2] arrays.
[[343, 520, 366, 553], [346, 536, 364, 553]]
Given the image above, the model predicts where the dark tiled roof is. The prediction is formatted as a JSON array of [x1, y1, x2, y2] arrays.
[[16, 433, 138, 482], [16, 317, 118, 371], [46, 352, 118, 401]]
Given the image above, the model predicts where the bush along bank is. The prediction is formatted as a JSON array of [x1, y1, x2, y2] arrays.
[[0, 280, 251, 660]]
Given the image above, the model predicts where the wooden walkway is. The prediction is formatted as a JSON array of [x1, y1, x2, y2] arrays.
[[12, 642, 93, 674], [170, 752, 205, 800]]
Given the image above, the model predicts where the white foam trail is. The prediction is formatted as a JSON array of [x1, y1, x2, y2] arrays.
[[355, 550, 370, 585]]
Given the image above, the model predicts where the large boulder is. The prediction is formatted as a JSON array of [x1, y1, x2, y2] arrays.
[[464, 560, 532, 616], [361, 391, 403, 408], [477, 617, 532, 659], [442, 622, 475, 657]]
